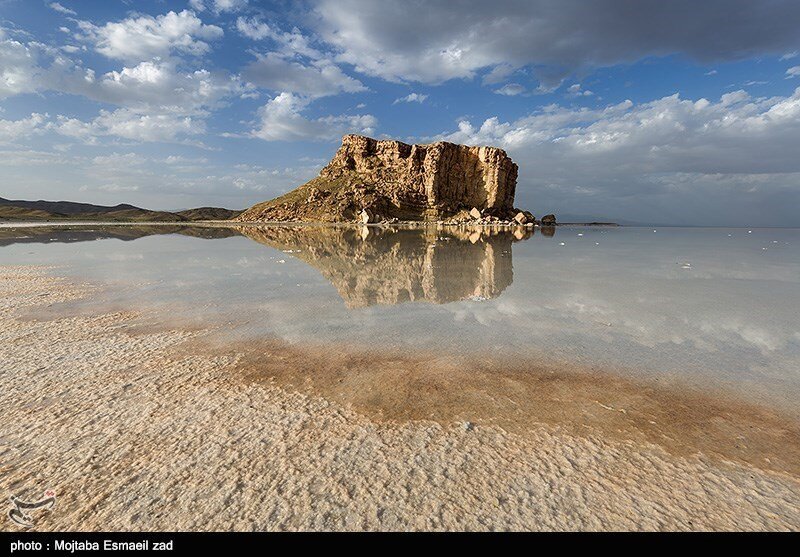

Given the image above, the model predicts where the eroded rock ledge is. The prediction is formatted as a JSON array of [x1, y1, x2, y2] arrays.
[[236, 134, 525, 223]]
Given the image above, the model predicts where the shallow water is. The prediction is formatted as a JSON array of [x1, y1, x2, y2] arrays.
[[2, 223, 799, 416]]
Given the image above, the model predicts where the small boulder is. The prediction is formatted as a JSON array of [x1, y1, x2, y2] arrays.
[[541, 214, 557, 226], [513, 211, 529, 225], [359, 208, 374, 224], [469, 207, 482, 219]]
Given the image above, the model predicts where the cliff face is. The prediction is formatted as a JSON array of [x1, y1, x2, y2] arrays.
[[236, 135, 518, 223]]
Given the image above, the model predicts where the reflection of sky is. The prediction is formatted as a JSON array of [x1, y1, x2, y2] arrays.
[[3, 225, 799, 413]]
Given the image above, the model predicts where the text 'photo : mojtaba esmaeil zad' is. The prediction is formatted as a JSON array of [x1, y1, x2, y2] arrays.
[[2, 0, 800, 546]]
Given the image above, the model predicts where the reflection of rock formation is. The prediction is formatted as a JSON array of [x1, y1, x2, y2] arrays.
[[540, 225, 556, 238], [239, 225, 528, 308]]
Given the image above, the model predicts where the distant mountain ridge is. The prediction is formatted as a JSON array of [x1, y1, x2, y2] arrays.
[[0, 198, 242, 222], [0, 197, 140, 215]]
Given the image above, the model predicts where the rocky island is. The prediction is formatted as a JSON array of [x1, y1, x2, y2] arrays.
[[237, 135, 551, 226]]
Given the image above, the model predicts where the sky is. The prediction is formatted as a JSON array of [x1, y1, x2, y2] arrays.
[[1, 0, 800, 225]]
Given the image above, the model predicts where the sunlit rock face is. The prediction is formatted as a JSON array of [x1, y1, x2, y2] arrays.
[[236, 135, 518, 223], [238, 225, 529, 307]]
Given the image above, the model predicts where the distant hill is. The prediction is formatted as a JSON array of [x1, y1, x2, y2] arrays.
[[0, 198, 241, 222], [175, 207, 242, 220], [0, 205, 64, 220], [0, 197, 140, 215]]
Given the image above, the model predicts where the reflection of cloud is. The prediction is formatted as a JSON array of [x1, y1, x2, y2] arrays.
[[105, 253, 144, 261], [699, 320, 786, 354], [443, 271, 800, 367]]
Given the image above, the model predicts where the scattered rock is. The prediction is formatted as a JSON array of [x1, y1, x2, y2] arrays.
[[541, 214, 557, 226], [469, 207, 482, 219]]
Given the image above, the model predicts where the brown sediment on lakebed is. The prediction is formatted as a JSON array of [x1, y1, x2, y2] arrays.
[[2, 266, 799, 531], [214, 338, 800, 477]]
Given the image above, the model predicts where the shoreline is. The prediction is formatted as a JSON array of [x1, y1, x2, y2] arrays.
[[4, 220, 800, 231], [2, 265, 799, 530]]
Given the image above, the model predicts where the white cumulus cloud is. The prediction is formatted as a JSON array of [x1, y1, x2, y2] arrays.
[[244, 53, 365, 97], [393, 92, 428, 104], [567, 84, 594, 97], [77, 10, 223, 61], [0, 38, 244, 144], [494, 83, 525, 96], [236, 16, 273, 40], [438, 87, 800, 225], [55, 108, 206, 143], [190, 0, 248, 13], [95, 60, 245, 111], [0, 38, 46, 98], [0, 113, 49, 143], [251, 92, 377, 141], [48, 2, 76, 16]]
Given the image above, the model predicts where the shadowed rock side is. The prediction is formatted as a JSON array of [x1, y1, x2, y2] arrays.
[[238, 226, 527, 307], [236, 134, 518, 223]]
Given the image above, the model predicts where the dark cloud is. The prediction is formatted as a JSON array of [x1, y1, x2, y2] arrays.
[[313, 0, 800, 85]]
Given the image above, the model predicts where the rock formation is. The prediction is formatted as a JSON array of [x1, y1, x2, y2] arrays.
[[238, 225, 529, 307], [236, 134, 519, 223]]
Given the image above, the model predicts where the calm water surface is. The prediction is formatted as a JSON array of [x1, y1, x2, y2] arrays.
[[2, 223, 799, 414]]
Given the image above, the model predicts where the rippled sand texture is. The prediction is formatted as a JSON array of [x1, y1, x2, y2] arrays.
[[1, 266, 799, 531]]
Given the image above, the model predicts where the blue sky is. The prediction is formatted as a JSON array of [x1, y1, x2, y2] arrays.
[[1, 0, 800, 225]]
